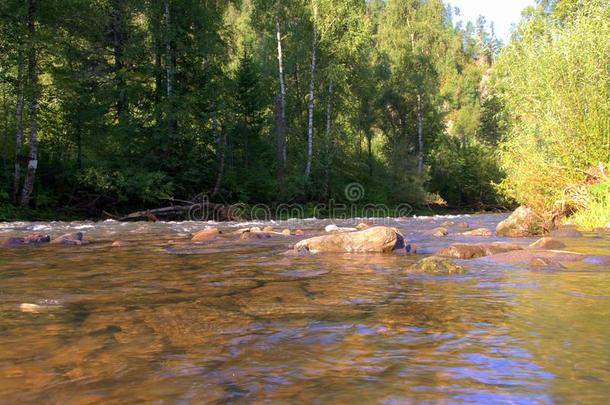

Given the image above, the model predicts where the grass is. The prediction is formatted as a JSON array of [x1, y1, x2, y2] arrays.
[[571, 178, 610, 230]]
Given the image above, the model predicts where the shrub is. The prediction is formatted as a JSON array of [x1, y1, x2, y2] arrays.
[[494, 0, 610, 217]]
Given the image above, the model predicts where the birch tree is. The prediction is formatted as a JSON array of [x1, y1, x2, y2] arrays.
[[274, 13, 287, 179], [20, 0, 39, 207], [304, 0, 317, 181]]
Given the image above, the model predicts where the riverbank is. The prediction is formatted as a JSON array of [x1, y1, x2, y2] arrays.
[[0, 201, 509, 222]]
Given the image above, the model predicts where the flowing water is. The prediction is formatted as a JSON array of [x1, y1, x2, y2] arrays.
[[0, 214, 609, 403]]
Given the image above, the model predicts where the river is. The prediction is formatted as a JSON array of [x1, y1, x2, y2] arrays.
[[1, 214, 609, 403]]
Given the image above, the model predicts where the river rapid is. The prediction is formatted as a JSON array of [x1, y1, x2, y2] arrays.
[[0, 214, 609, 403]]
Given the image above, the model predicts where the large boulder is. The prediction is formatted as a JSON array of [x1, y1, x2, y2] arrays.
[[496, 206, 548, 237], [294, 226, 404, 254], [436, 242, 523, 259]]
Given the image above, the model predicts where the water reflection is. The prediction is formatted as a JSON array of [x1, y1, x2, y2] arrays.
[[0, 215, 609, 402]]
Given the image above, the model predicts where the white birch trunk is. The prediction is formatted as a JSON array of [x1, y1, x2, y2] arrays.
[[12, 53, 24, 204], [304, 1, 317, 181], [275, 15, 287, 177], [20, 0, 38, 206]]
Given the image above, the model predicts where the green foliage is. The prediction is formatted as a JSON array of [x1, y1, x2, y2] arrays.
[[430, 137, 504, 207], [572, 176, 610, 230], [0, 0, 509, 217], [494, 0, 610, 215]]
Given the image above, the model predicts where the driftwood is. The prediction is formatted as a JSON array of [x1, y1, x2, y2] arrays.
[[118, 201, 238, 222]]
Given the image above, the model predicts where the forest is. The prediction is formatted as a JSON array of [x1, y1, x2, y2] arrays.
[[0, 0, 608, 226]]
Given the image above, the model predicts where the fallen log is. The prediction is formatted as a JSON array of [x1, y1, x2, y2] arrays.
[[118, 202, 239, 222]]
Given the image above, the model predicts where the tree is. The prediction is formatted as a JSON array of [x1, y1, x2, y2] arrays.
[[19, 0, 39, 207]]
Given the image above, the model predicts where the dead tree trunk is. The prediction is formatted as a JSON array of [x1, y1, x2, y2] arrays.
[[11, 53, 25, 205], [20, 0, 39, 207], [304, 2, 317, 182], [2, 95, 8, 175], [367, 130, 373, 177], [211, 110, 227, 198], [275, 14, 287, 180]]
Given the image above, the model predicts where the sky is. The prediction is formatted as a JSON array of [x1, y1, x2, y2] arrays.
[[448, 0, 536, 43]]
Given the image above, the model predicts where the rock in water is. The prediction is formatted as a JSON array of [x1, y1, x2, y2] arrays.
[[496, 206, 548, 237], [550, 227, 583, 238], [529, 237, 566, 250], [325, 224, 357, 233], [460, 228, 493, 237], [240, 231, 273, 240], [425, 227, 448, 237], [441, 221, 469, 228], [191, 228, 220, 242], [4, 233, 51, 246], [52, 232, 89, 246], [436, 242, 523, 259], [409, 256, 465, 274], [482, 249, 610, 267], [295, 226, 404, 253], [528, 258, 565, 268], [20, 303, 43, 313]]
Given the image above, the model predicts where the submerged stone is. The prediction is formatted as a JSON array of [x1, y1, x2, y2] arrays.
[[425, 227, 448, 237], [240, 229, 290, 240], [436, 242, 523, 259], [460, 227, 493, 237], [4, 233, 51, 246], [441, 221, 469, 228], [550, 227, 583, 238], [483, 249, 610, 267], [529, 237, 566, 250], [409, 256, 465, 274], [528, 258, 565, 269]]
